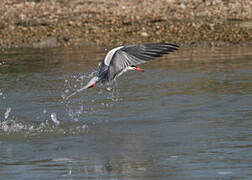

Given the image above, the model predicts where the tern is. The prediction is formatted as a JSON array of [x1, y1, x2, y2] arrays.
[[65, 43, 179, 99]]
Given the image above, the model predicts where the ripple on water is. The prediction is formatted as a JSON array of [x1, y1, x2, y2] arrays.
[[0, 46, 251, 179]]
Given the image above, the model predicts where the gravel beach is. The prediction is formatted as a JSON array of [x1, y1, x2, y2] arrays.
[[0, 0, 251, 48]]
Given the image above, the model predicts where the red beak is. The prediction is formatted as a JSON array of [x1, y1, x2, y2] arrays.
[[134, 67, 144, 72]]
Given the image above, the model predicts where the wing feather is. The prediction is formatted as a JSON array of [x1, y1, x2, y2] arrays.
[[107, 43, 179, 81]]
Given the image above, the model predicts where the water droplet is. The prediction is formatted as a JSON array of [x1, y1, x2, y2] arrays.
[[51, 113, 60, 126], [40, 122, 45, 127], [4, 107, 11, 119]]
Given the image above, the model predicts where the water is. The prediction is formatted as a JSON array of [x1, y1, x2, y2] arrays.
[[0, 45, 252, 179]]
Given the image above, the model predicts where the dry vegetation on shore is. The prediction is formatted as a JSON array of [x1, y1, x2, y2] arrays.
[[0, 0, 251, 48]]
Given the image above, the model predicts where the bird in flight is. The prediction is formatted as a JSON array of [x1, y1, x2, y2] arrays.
[[65, 43, 179, 99], [85, 43, 179, 88]]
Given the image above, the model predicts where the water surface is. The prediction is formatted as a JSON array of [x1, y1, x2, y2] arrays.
[[0, 45, 252, 179]]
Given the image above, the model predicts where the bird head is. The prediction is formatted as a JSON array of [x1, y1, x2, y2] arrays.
[[129, 65, 144, 72]]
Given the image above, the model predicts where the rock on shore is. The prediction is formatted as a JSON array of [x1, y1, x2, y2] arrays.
[[0, 0, 251, 48]]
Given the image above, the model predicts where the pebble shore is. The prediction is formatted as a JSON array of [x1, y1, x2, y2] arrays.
[[0, 0, 251, 48]]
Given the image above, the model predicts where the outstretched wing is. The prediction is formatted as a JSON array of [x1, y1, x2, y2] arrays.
[[107, 43, 179, 80]]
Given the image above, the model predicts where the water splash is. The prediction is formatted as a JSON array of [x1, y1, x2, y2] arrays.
[[50, 113, 60, 126], [106, 82, 121, 102], [0, 120, 25, 133], [64, 85, 89, 100], [0, 102, 87, 137], [4, 107, 11, 119], [0, 118, 88, 137], [0, 70, 121, 137], [61, 72, 97, 100], [60, 71, 121, 122]]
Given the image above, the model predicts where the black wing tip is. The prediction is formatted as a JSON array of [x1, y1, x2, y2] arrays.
[[163, 43, 179, 52], [155, 43, 180, 53], [157, 43, 180, 48], [126, 43, 180, 49], [136, 42, 179, 58], [144, 42, 179, 49]]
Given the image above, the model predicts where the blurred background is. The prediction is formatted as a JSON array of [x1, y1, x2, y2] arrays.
[[0, 0, 251, 48]]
